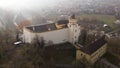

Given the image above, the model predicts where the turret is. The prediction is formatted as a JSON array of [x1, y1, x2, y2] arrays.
[[68, 14, 80, 44], [69, 14, 78, 24]]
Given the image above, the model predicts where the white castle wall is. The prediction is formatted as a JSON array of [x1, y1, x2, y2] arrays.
[[36, 28, 69, 45], [23, 28, 35, 43], [23, 28, 70, 45]]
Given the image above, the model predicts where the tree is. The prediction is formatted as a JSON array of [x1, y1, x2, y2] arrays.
[[78, 29, 87, 45], [32, 35, 45, 49]]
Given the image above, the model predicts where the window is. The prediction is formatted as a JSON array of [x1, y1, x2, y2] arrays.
[[74, 42, 77, 44], [75, 36, 77, 38], [69, 25, 71, 27], [63, 39, 66, 42], [81, 53, 83, 56], [75, 29, 77, 32]]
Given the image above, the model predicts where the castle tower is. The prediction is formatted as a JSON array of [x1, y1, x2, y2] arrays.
[[68, 14, 81, 44]]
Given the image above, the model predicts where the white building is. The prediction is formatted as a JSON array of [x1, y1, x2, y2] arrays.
[[23, 14, 81, 45]]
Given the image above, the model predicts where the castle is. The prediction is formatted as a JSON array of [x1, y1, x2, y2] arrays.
[[23, 14, 81, 45], [23, 14, 107, 64]]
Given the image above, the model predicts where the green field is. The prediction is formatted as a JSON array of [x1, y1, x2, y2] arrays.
[[80, 14, 116, 29]]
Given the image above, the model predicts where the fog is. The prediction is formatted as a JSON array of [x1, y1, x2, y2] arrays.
[[0, 0, 119, 12], [0, 0, 67, 10], [0, 0, 120, 30]]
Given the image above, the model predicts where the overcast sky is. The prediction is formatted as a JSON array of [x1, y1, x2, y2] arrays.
[[0, 0, 59, 10]]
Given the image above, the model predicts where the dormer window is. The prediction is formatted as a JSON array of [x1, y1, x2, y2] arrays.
[[48, 28, 51, 31]]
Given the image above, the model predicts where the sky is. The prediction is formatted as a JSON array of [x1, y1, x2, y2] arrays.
[[0, 0, 57, 10]]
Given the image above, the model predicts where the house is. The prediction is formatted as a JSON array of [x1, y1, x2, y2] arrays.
[[76, 36, 107, 64], [23, 14, 81, 45]]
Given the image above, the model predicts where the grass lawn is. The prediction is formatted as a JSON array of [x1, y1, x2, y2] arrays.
[[80, 14, 117, 29]]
